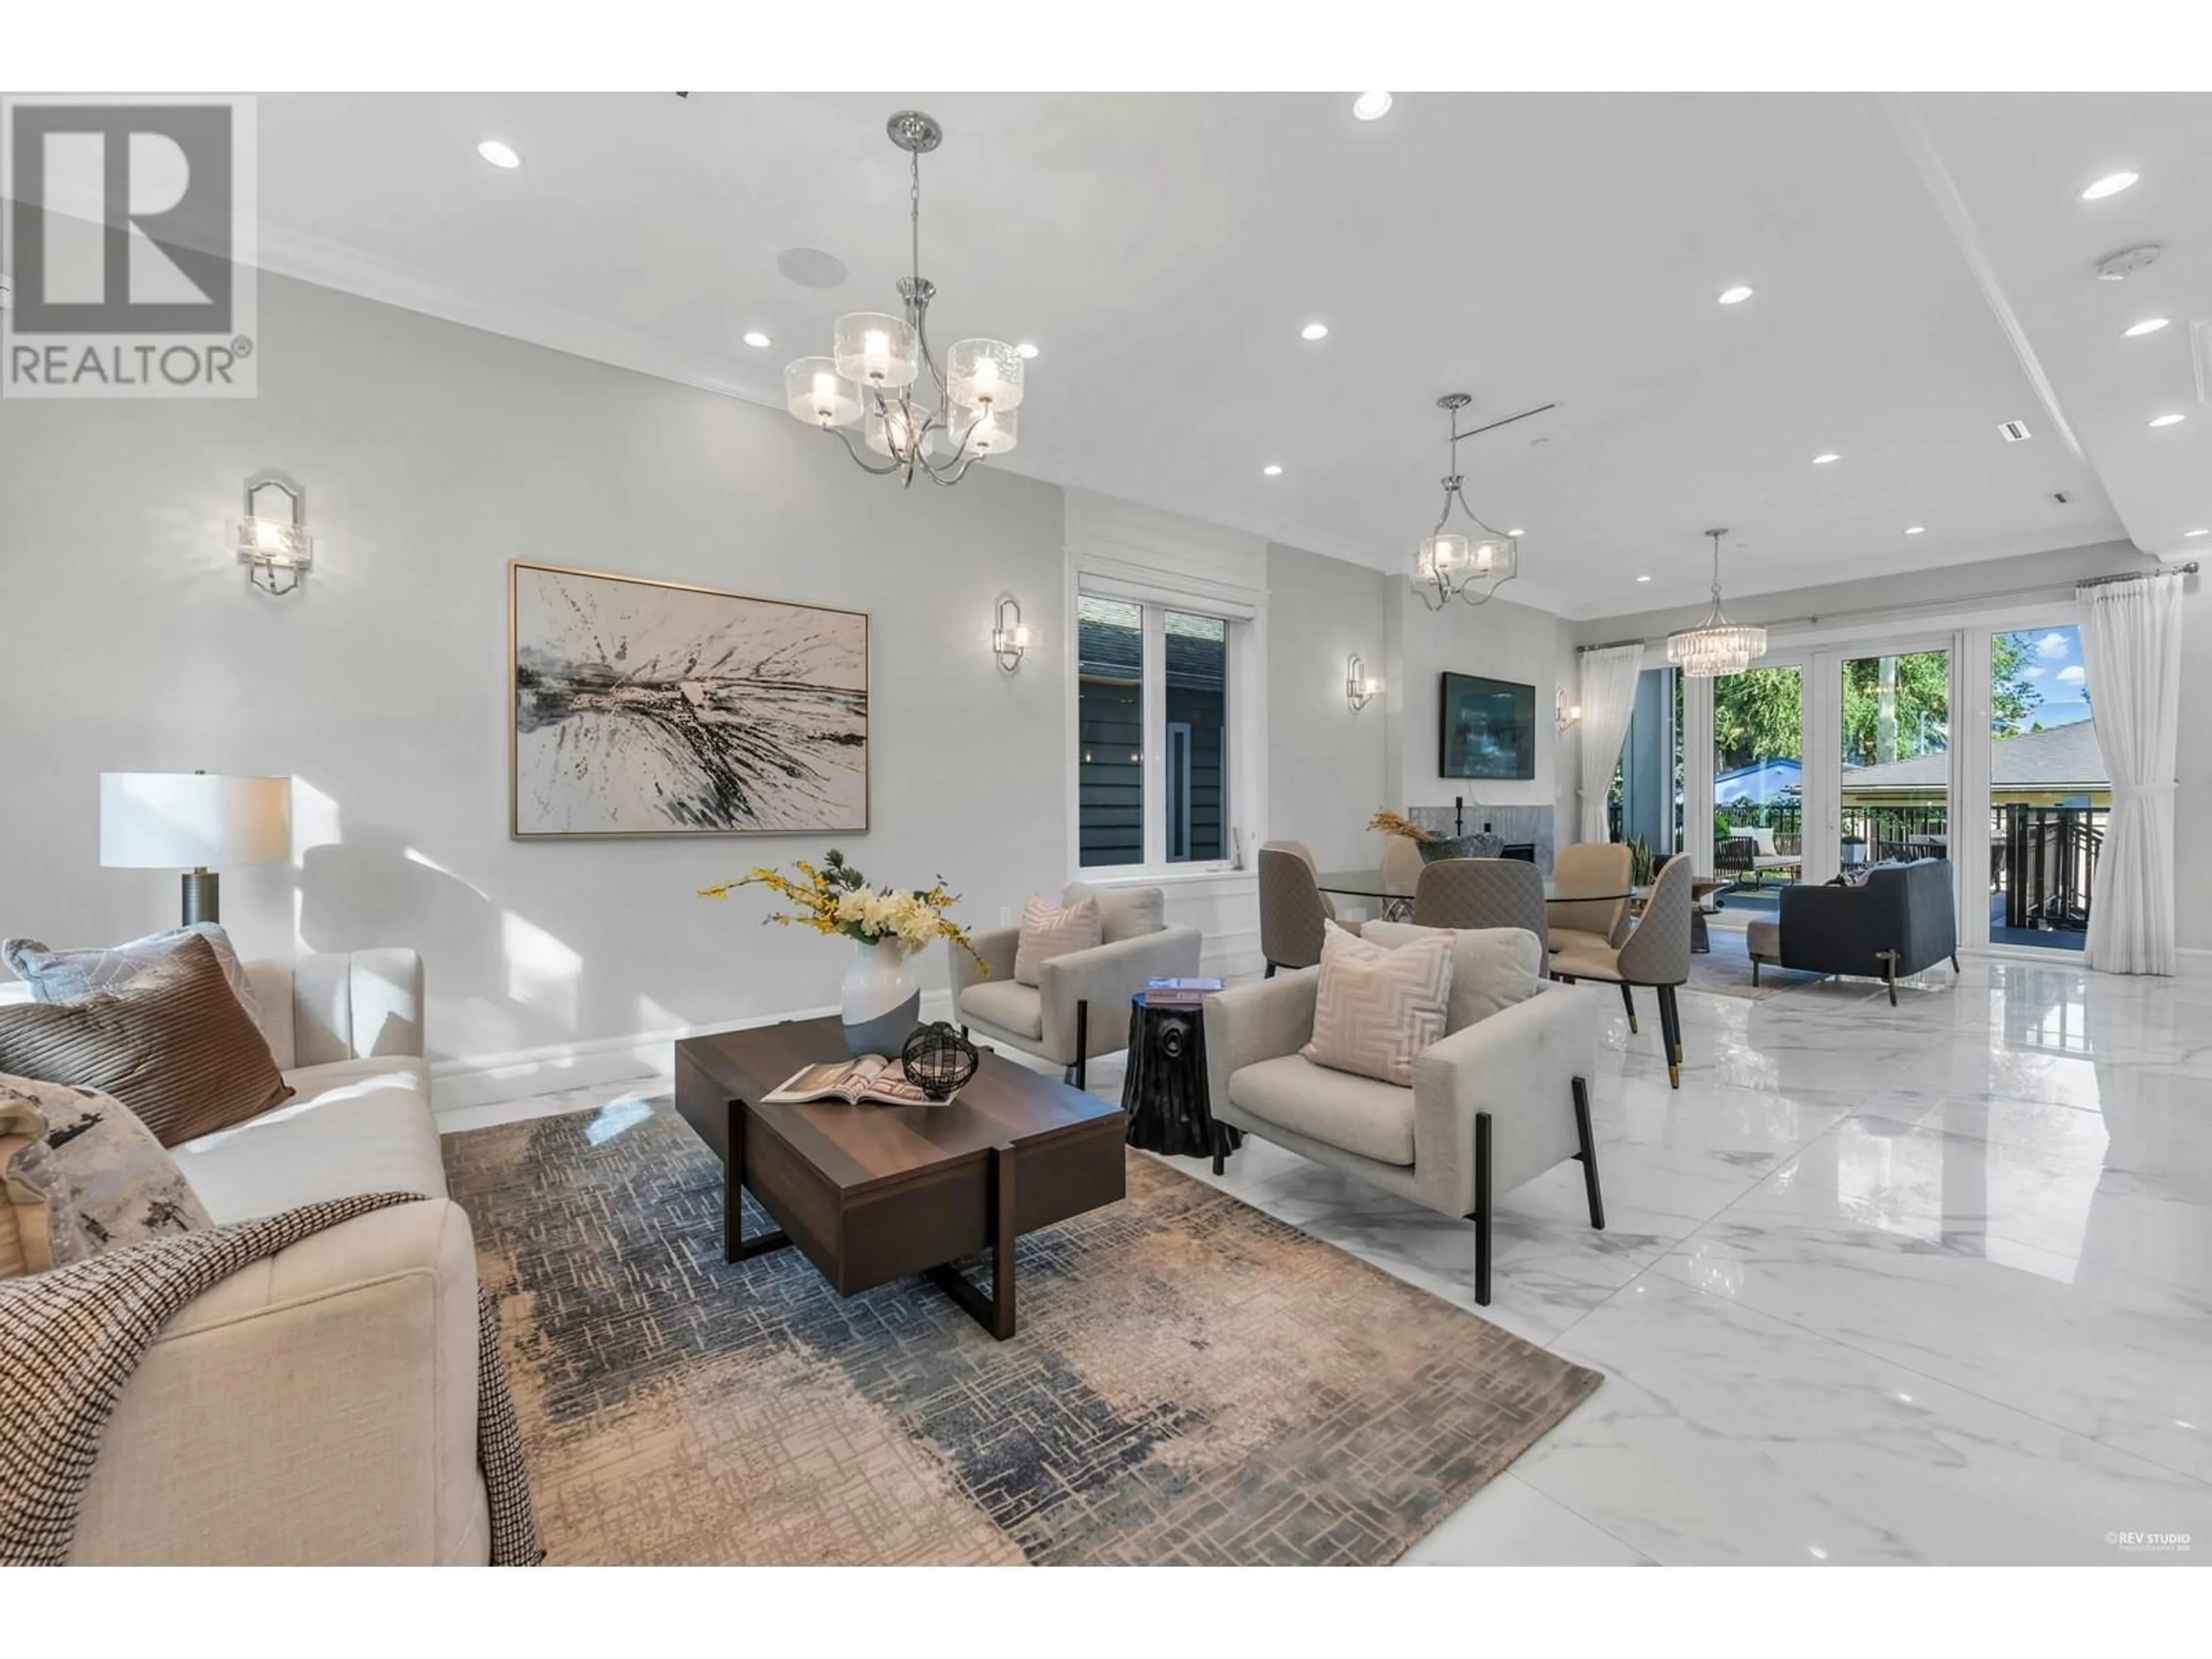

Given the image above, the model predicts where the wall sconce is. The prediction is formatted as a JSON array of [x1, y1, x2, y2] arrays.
[[991, 597, 1035, 672], [231, 472, 312, 596], [1556, 687, 1583, 730], [1346, 653, 1382, 712]]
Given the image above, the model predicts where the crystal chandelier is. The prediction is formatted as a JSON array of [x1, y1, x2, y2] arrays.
[[1411, 394, 1520, 609], [783, 110, 1024, 487], [1666, 528, 1767, 677]]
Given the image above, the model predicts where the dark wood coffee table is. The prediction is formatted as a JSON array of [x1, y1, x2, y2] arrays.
[[673, 1016, 1125, 1340]]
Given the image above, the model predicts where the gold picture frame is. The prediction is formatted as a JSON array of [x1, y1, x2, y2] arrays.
[[509, 560, 870, 840]]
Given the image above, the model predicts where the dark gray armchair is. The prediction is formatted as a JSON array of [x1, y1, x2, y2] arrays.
[[1746, 858, 1959, 1004]]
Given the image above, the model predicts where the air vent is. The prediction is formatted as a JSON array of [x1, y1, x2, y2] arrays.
[[2193, 319, 2211, 405], [2052, 492, 2072, 505], [1999, 419, 2033, 443]]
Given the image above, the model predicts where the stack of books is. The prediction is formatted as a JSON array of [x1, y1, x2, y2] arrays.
[[1143, 977, 1225, 1009]]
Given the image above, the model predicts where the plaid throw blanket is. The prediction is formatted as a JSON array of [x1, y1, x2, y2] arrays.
[[0, 1191, 542, 1566]]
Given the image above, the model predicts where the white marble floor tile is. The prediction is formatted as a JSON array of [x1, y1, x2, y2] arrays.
[[1516, 1272, 2212, 1565], [1400, 1473, 1652, 1566]]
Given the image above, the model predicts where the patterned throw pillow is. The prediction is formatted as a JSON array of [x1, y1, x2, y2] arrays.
[[1060, 882, 1165, 944], [1301, 922, 1455, 1086], [0, 1073, 210, 1278], [1014, 893, 1103, 987], [0, 933, 291, 1148], [3, 921, 262, 1028]]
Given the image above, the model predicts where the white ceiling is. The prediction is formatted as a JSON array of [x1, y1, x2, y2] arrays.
[[243, 91, 2210, 618]]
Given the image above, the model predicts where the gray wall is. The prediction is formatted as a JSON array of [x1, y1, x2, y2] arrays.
[[1263, 543, 1391, 870], [1574, 540, 2211, 953], [0, 274, 1070, 1062], [1387, 586, 1577, 836]]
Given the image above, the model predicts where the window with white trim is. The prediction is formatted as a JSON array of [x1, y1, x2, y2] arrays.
[[1076, 594, 1237, 872]]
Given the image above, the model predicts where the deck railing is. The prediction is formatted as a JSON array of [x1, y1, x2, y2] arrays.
[[1995, 805, 2102, 934]]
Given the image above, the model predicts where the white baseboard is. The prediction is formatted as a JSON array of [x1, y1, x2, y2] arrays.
[[2177, 947, 2212, 979], [433, 931, 1266, 1118], [431, 990, 958, 1116]]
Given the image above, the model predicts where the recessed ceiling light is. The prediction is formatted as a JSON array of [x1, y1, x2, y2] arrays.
[[2184, 528, 2209, 537], [1506, 527, 1525, 537], [2080, 171, 2139, 200], [1300, 321, 1329, 342], [2123, 317, 2171, 338], [1906, 525, 1926, 535], [2149, 412, 2187, 428], [1015, 341, 1040, 359], [740, 329, 770, 349], [1717, 285, 1755, 305], [476, 139, 521, 170], [1262, 464, 1283, 476], [1351, 92, 1393, 122], [1813, 452, 1841, 465], [1636, 574, 1652, 582]]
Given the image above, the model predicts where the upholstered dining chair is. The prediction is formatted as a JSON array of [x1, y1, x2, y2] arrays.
[[1258, 843, 1358, 975], [1411, 857, 1547, 954], [1548, 842, 1634, 959], [1380, 835, 1425, 921], [1548, 854, 1695, 1088]]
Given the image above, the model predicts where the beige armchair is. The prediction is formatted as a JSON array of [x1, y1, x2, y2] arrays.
[[1203, 925, 1604, 1306], [950, 884, 1202, 1089]]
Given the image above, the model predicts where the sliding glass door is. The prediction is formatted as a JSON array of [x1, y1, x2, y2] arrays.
[[1837, 645, 1952, 872], [1986, 624, 2106, 949], [1711, 662, 1804, 912]]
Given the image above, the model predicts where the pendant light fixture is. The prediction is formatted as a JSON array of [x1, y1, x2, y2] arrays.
[[783, 110, 1025, 488], [1410, 393, 1522, 609], [1666, 528, 1767, 677]]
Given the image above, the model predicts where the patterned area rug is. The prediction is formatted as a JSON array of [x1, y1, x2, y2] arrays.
[[443, 1100, 1602, 1566]]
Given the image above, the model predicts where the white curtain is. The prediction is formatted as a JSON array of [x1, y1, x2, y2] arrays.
[[1577, 643, 1646, 843], [2079, 570, 2187, 974]]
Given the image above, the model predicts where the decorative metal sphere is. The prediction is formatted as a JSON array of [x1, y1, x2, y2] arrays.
[[901, 1021, 978, 1103]]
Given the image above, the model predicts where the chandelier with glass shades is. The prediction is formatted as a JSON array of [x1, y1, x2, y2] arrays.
[[783, 110, 1025, 487], [1666, 527, 1768, 677], [1411, 393, 1521, 609]]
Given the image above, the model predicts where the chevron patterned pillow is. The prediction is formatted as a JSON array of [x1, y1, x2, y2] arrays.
[[1301, 922, 1455, 1086]]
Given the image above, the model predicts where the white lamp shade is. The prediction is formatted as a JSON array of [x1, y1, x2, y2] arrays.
[[833, 312, 921, 390], [783, 357, 860, 429], [946, 338, 1025, 413], [100, 773, 291, 869]]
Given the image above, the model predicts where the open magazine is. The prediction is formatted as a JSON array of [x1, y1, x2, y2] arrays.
[[764, 1055, 933, 1107]]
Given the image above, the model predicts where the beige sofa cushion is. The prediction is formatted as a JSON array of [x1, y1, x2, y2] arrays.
[[1062, 882, 1165, 943], [1360, 921, 1545, 1033], [959, 979, 1044, 1040], [172, 1056, 445, 1223], [1228, 1054, 1415, 1166], [1301, 922, 1453, 1087], [1014, 893, 1102, 986]]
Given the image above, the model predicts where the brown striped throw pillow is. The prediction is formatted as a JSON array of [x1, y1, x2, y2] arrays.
[[0, 933, 291, 1148]]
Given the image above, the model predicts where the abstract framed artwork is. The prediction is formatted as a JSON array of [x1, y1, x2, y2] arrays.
[[509, 562, 869, 839]]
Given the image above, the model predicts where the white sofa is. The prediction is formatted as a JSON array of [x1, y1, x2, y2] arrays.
[[1, 948, 489, 1565]]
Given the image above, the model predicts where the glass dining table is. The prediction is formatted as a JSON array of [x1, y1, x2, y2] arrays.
[[1313, 869, 1646, 904]]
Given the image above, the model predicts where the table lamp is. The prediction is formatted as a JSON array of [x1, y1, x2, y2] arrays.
[[100, 772, 293, 926]]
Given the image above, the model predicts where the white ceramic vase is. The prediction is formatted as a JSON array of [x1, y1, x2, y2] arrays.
[[840, 937, 922, 1057]]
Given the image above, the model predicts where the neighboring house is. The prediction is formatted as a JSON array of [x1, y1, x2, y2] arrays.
[[1842, 720, 2109, 808]]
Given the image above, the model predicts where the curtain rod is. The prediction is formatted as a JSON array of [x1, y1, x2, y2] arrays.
[[1579, 637, 1649, 653], [2077, 560, 2197, 589], [1588, 559, 2198, 649]]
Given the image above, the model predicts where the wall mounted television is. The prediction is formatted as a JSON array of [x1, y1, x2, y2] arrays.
[[1439, 672, 1536, 780]]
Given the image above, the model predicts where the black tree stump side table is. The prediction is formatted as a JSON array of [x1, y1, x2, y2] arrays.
[[1122, 991, 1239, 1166]]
